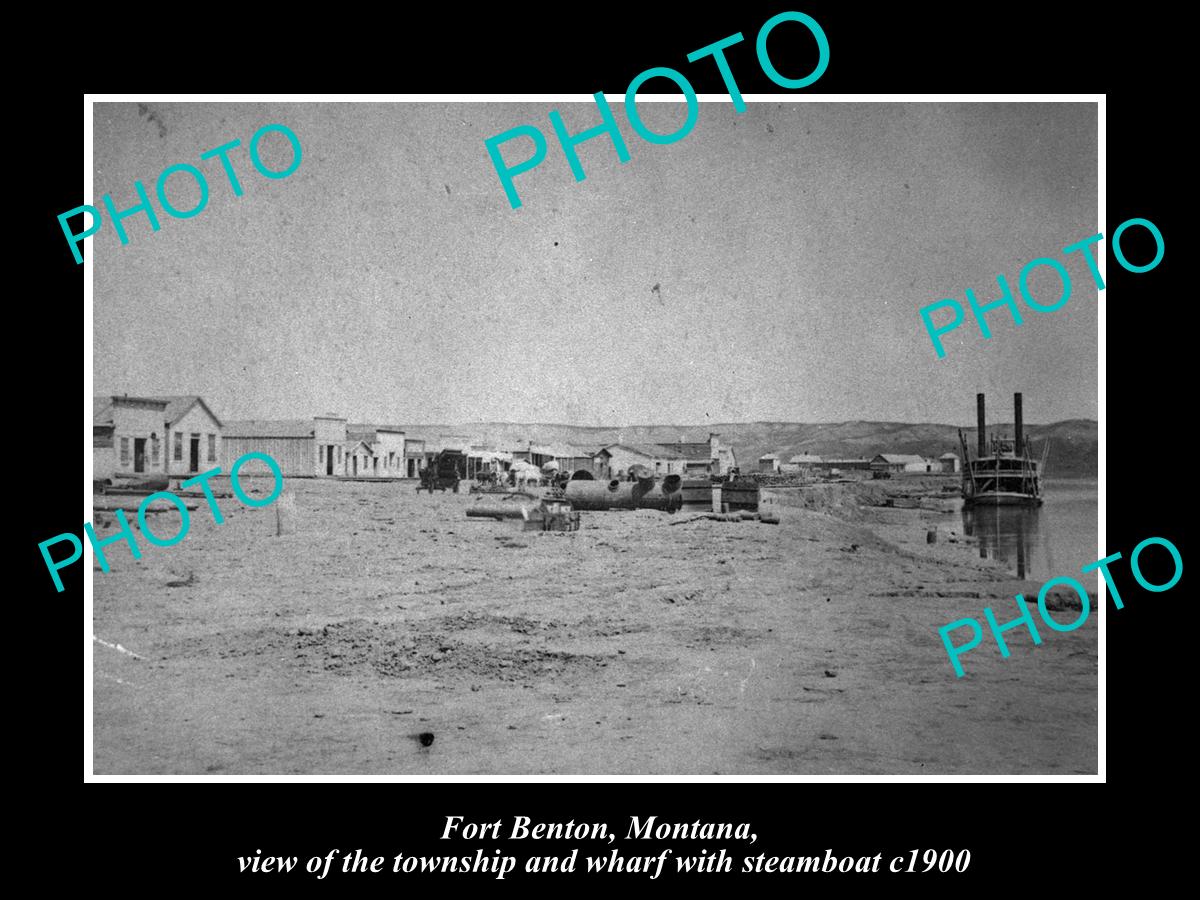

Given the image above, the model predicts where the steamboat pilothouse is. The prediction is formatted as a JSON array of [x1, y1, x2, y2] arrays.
[[958, 392, 1045, 507]]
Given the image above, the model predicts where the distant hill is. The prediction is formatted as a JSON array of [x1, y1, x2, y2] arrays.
[[400, 419, 1098, 478]]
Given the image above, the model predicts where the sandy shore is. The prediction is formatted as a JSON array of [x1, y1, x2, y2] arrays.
[[91, 477, 1097, 774]]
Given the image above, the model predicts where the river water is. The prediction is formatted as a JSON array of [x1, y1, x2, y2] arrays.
[[932, 478, 1100, 587]]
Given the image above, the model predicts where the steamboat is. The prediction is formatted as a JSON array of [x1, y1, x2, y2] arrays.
[[959, 392, 1045, 507]]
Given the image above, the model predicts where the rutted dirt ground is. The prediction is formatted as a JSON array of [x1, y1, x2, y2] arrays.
[[92, 477, 1097, 774]]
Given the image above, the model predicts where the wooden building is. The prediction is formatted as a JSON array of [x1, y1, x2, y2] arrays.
[[939, 452, 961, 473], [93, 394, 222, 483], [511, 442, 595, 474], [758, 453, 780, 473], [159, 396, 223, 477], [653, 433, 735, 476], [664, 439, 715, 475], [94, 396, 170, 482], [870, 453, 936, 475], [343, 439, 375, 477], [221, 415, 347, 477], [558, 445, 598, 473], [404, 439, 426, 478], [824, 458, 872, 471], [593, 443, 686, 479], [789, 453, 824, 469], [347, 424, 406, 477]]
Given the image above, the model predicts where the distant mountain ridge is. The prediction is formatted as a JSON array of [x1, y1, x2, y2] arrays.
[[400, 419, 1098, 478]]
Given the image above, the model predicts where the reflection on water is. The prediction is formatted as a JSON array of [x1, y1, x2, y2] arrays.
[[962, 505, 1047, 579], [944, 479, 1098, 585]]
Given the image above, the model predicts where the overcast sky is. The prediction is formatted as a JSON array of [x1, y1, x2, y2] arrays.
[[92, 100, 1097, 427]]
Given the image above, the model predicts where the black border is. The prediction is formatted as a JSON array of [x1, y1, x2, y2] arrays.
[[28, 2, 1184, 888]]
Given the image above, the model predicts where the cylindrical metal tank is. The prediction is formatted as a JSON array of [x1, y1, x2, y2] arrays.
[[564, 474, 682, 511]]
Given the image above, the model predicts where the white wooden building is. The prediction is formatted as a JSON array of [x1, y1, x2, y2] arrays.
[[93, 394, 222, 483], [347, 424, 406, 477]]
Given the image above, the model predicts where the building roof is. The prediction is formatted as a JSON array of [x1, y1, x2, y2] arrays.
[[147, 395, 222, 428], [939, 452, 960, 459], [873, 453, 926, 464], [94, 395, 222, 428], [759, 453, 779, 460], [344, 439, 374, 453], [93, 395, 167, 426], [790, 454, 824, 463], [347, 424, 405, 439], [598, 443, 686, 460], [93, 396, 115, 426], [223, 419, 315, 439], [524, 443, 595, 460]]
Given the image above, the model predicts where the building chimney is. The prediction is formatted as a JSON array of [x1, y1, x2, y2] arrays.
[[977, 393, 986, 458], [1014, 392, 1023, 456]]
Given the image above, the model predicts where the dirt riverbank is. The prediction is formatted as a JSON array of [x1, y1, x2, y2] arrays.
[[92, 477, 1097, 774]]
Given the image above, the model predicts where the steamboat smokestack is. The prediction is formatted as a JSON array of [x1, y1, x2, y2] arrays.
[[1014, 392, 1024, 456], [977, 393, 986, 458]]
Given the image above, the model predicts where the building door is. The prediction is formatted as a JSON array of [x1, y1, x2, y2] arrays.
[[352, 454, 357, 476], [134, 438, 146, 473], [189, 438, 200, 472], [326, 446, 334, 475]]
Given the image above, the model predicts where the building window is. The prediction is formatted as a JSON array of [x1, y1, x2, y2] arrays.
[[319, 445, 325, 462], [120, 437, 130, 464], [208, 434, 217, 462], [150, 438, 160, 464], [173, 433, 183, 461]]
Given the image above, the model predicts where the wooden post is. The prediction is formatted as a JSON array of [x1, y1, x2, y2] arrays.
[[275, 491, 295, 535]]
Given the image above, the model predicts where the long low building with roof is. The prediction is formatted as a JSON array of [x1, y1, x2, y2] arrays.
[[594, 432, 738, 479], [221, 416, 347, 477], [870, 453, 937, 475], [510, 442, 597, 473]]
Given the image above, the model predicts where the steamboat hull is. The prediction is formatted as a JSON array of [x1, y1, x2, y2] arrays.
[[963, 491, 1043, 507]]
